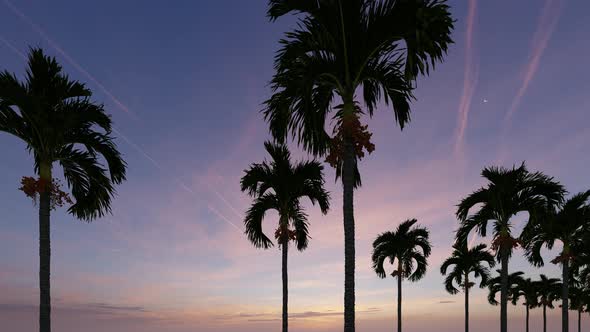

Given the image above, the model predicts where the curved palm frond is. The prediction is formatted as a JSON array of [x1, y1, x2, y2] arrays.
[[487, 270, 525, 305], [240, 141, 330, 250], [371, 218, 431, 282], [440, 241, 495, 295], [1, 48, 127, 220]]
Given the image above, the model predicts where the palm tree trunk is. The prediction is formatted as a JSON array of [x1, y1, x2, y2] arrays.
[[465, 274, 469, 332], [500, 250, 509, 332], [578, 309, 581, 332], [282, 236, 288, 332], [543, 304, 547, 332], [397, 266, 402, 332], [342, 134, 356, 332], [561, 260, 570, 332], [526, 305, 530, 332], [39, 163, 52, 332]]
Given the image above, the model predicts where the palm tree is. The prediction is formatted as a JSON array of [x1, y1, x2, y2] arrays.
[[534, 274, 562, 332], [240, 141, 330, 332], [371, 219, 431, 332], [0, 48, 127, 332], [440, 242, 495, 332], [512, 277, 539, 332], [487, 270, 524, 306], [263, 2, 454, 330], [456, 163, 565, 332], [523, 191, 590, 332], [569, 286, 590, 332]]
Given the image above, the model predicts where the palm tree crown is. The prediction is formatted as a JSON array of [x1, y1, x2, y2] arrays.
[[440, 242, 495, 294], [487, 270, 525, 305], [264, 0, 454, 168], [240, 141, 330, 250], [535, 274, 562, 309], [372, 219, 431, 280], [512, 277, 539, 308], [0, 48, 127, 219], [523, 191, 590, 266], [456, 163, 565, 257]]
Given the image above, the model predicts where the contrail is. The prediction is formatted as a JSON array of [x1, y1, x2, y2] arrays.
[[113, 127, 242, 232], [496, 0, 564, 165], [0, 34, 27, 60], [2, 0, 139, 120], [503, 0, 564, 124], [2, 0, 243, 233], [453, 0, 479, 156]]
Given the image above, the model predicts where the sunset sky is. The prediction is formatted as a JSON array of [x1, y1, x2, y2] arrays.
[[1, 0, 589, 331]]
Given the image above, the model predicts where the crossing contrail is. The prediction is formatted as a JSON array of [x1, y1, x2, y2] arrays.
[[2, 0, 243, 233], [503, 0, 564, 123]]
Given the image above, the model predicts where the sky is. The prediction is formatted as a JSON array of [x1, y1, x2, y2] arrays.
[[1, 0, 589, 331]]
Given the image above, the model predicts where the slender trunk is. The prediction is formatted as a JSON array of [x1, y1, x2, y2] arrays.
[[561, 260, 570, 332], [543, 304, 547, 332], [342, 131, 356, 332], [397, 262, 402, 332], [465, 274, 469, 332], [500, 249, 509, 332], [282, 235, 288, 332], [526, 305, 530, 332], [39, 162, 52, 332], [578, 309, 581, 332]]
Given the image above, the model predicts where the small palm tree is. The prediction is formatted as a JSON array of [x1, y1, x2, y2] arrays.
[[440, 242, 495, 332], [487, 270, 525, 306], [512, 277, 539, 332], [523, 191, 590, 332], [456, 163, 565, 332], [569, 286, 590, 332], [0, 48, 127, 332], [372, 219, 431, 332], [264, 2, 454, 329], [240, 141, 330, 332], [534, 274, 562, 332]]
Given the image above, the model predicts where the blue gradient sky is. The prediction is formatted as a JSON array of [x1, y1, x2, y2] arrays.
[[1, 0, 589, 331]]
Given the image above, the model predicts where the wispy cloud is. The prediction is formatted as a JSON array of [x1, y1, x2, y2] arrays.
[[454, 0, 479, 156], [503, 0, 564, 124]]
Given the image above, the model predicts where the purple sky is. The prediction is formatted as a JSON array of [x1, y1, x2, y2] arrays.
[[1, 0, 589, 331]]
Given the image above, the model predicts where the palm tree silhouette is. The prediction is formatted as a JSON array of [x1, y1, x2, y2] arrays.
[[0, 48, 126, 332], [487, 270, 524, 306], [456, 163, 565, 332], [440, 242, 495, 332], [240, 141, 330, 332], [523, 191, 590, 332], [372, 219, 431, 332], [569, 286, 590, 332], [512, 277, 539, 332], [263, 2, 454, 329], [534, 274, 562, 332]]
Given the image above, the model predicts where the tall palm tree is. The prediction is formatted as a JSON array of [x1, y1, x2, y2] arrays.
[[440, 242, 495, 332], [371, 219, 431, 332], [240, 141, 330, 332], [523, 191, 590, 332], [534, 274, 562, 332], [456, 163, 565, 332], [263, 2, 454, 330], [512, 277, 539, 332], [0, 48, 127, 332]]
